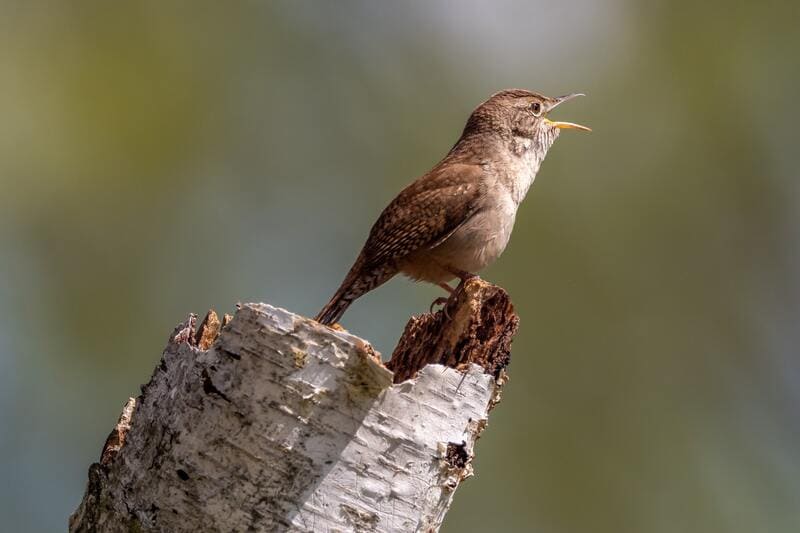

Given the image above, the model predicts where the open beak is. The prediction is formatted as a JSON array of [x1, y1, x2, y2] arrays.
[[544, 93, 592, 132]]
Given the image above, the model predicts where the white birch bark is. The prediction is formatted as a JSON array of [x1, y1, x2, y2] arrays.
[[70, 279, 516, 532]]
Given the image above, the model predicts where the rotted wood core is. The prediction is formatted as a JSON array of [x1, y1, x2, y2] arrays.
[[387, 277, 519, 383]]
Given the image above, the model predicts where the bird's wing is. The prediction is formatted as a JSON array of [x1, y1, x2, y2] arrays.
[[360, 163, 485, 269]]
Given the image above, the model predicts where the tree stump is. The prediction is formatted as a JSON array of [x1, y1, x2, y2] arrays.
[[70, 278, 518, 532]]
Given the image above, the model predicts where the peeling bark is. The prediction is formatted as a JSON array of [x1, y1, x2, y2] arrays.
[[70, 279, 518, 532]]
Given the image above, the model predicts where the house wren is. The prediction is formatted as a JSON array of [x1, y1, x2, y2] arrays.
[[316, 89, 589, 325]]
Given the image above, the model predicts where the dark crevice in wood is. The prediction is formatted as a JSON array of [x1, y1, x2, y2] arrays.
[[445, 441, 470, 470], [201, 368, 232, 403]]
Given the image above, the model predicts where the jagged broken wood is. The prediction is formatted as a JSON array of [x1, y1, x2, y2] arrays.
[[70, 278, 519, 532]]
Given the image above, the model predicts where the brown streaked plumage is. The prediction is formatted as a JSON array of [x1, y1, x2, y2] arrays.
[[316, 89, 589, 326]]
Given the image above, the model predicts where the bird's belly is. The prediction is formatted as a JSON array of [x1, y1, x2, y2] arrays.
[[400, 195, 518, 283], [437, 206, 515, 270]]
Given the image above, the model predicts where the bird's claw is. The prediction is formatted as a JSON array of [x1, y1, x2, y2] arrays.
[[429, 296, 452, 320]]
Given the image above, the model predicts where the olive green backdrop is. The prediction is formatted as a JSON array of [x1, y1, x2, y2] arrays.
[[1, 1, 799, 531]]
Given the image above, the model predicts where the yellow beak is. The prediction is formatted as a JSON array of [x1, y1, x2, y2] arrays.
[[545, 93, 591, 132], [544, 118, 592, 132]]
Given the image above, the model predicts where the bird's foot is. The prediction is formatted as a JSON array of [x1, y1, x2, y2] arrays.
[[429, 296, 449, 313], [429, 296, 452, 320], [454, 272, 480, 291]]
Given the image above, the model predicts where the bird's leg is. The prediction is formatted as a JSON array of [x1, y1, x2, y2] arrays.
[[433, 268, 477, 318], [429, 283, 455, 317], [445, 266, 479, 287], [436, 282, 455, 294], [426, 260, 471, 318]]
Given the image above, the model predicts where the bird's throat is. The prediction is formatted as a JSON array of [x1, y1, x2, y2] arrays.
[[506, 133, 554, 204]]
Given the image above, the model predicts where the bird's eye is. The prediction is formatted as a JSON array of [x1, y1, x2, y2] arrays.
[[530, 102, 542, 116]]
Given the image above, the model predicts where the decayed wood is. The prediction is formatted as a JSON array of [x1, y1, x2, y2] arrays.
[[388, 277, 518, 383], [70, 279, 518, 532]]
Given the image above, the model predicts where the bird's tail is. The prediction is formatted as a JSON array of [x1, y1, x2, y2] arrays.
[[315, 258, 396, 326]]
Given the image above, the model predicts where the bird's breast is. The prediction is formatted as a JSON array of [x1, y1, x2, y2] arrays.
[[410, 188, 517, 280]]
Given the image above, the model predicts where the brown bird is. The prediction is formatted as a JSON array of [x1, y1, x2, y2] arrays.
[[316, 89, 590, 325]]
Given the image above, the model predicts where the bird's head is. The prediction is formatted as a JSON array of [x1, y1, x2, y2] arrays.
[[463, 89, 590, 150]]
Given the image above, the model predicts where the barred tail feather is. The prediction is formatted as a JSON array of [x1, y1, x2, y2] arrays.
[[315, 259, 397, 326], [315, 288, 355, 326]]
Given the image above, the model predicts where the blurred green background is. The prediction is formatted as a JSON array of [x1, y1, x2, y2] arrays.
[[2, 1, 799, 531]]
